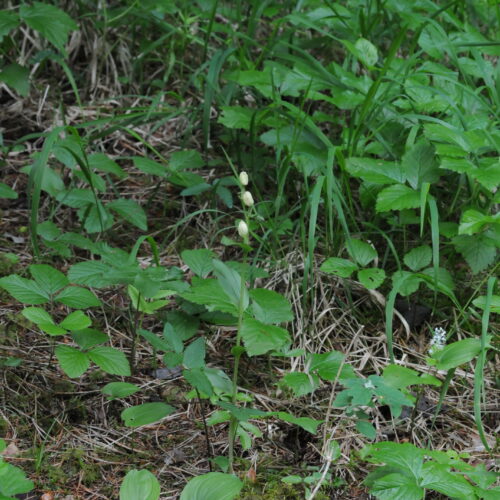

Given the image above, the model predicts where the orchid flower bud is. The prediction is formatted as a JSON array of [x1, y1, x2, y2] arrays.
[[237, 220, 249, 238], [242, 190, 254, 207], [239, 171, 249, 186]]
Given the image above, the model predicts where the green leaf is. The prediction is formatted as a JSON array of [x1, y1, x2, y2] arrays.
[[183, 368, 213, 396], [273, 412, 322, 434], [458, 209, 499, 236], [0, 182, 18, 199], [362, 442, 424, 478], [0, 460, 35, 496], [71, 328, 108, 349], [218, 106, 255, 130], [21, 307, 53, 325], [250, 288, 293, 324], [132, 157, 168, 177], [354, 38, 378, 66], [139, 329, 171, 352], [180, 278, 238, 315], [404, 246, 432, 272], [347, 239, 377, 266], [382, 365, 441, 390], [107, 198, 148, 231], [120, 469, 160, 500], [453, 234, 497, 274], [19, 2, 77, 54], [88, 346, 131, 375], [212, 259, 249, 310], [402, 141, 440, 189], [376, 185, 420, 212], [29, 264, 68, 295], [432, 338, 483, 371], [88, 153, 126, 178], [320, 257, 358, 278], [240, 318, 290, 356], [169, 150, 204, 171], [55, 345, 90, 378], [357, 268, 385, 289], [67, 260, 113, 287], [392, 271, 422, 296], [165, 311, 199, 342], [0, 10, 19, 42], [0, 274, 49, 304], [60, 310, 91, 331], [310, 351, 356, 381], [183, 337, 205, 369], [121, 402, 175, 427], [345, 158, 405, 185], [81, 202, 114, 233], [181, 249, 215, 278], [356, 419, 377, 440], [218, 402, 267, 422], [0, 63, 30, 96], [102, 382, 141, 400], [473, 295, 500, 314], [180, 472, 243, 500], [368, 472, 424, 500], [420, 462, 475, 500], [281, 372, 320, 397], [55, 286, 101, 308]]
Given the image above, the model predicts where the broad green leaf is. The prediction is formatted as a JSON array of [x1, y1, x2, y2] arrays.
[[179, 278, 238, 315], [29, 264, 68, 295], [217, 402, 267, 422], [402, 141, 440, 189], [376, 185, 420, 212], [21, 307, 53, 325], [358, 268, 385, 289], [60, 310, 91, 331], [121, 402, 174, 427], [368, 472, 424, 500], [250, 288, 293, 324], [107, 198, 148, 231], [102, 382, 141, 400], [354, 38, 378, 66], [88, 346, 131, 375], [0, 460, 35, 496], [55, 286, 101, 308], [0, 10, 19, 42], [356, 420, 377, 440], [281, 372, 320, 397], [88, 153, 126, 178], [81, 202, 114, 233], [169, 150, 204, 171], [347, 239, 377, 267], [71, 328, 108, 349], [55, 345, 90, 378], [382, 365, 441, 389], [273, 412, 322, 434], [320, 257, 358, 278], [181, 249, 215, 278], [0, 63, 30, 96], [453, 234, 497, 274], [404, 246, 432, 272], [362, 442, 424, 479], [392, 271, 422, 296], [180, 472, 243, 500], [240, 318, 290, 356], [0, 182, 18, 199], [432, 338, 483, 371], [120, 469, 160, 500], [473, 295, 500, 314], [212, 259, 249, 310], [183, 337, 205, 369], [218, 106, 255, 130], [132, 157, 168, 177], [458, 209, 499, 236], [165, 311, 199, 341], [67, 260, 113, 287], [0, 274, 49, 304], [183, 368, 213, 396], [309, 351, 356, 381], [19, 2, 77, 54], [346, 158, 405, 184], [139, 329, 171, 352], [420, 462, 475, 500], [470, 159, 500, 192]]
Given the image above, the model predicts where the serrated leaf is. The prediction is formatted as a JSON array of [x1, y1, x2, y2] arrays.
[[71, 328, 108, 349], [107, 198, 148, 231], [240, 318, 290, 356], [310, 351, 356, 381], [250, 288, 293, 324], [60, 310, 91, 331], [183, 337, 205, 369], [121, 403, 174, 427], [21, 307, 54, 325], [55, 345, 90, 378], [358, 268, 385, 289], [88, 346, 131, 375], [0, 275, 49, 304], [347, 239, 377, 266], [458, 209, 498, 236], [402, 141, 440, 189], [0, 460, 35, 496], [404, 246, 432, 271], [0, 63, 30, 96], [181, 249, 215, 278], [29, 264, 68, 295], [179, 278, 238, 315], [67, 260, 112, 287], [55, 286, 101, 308], [19, 2, 77, 54], [320, 257, 358, 278], [120, 469, 160, 500], [0, 10, 19, 42], [88, 153, 126, 178], [376, 185, 420, 212], [354, 38, 378, 66], [346, 158, 405, 184], [281, 372, 320, 396], [180, 472, 243, 500], [169, 150, 204, 171], [183, 368, 213, 396], [392, 270, 422, 296], [453, 234, 497, 274], [132, 156, 168, 177]]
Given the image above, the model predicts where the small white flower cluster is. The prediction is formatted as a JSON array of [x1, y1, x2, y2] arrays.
[[236, 171, 253, 239], [429, 327, 446, 355]]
